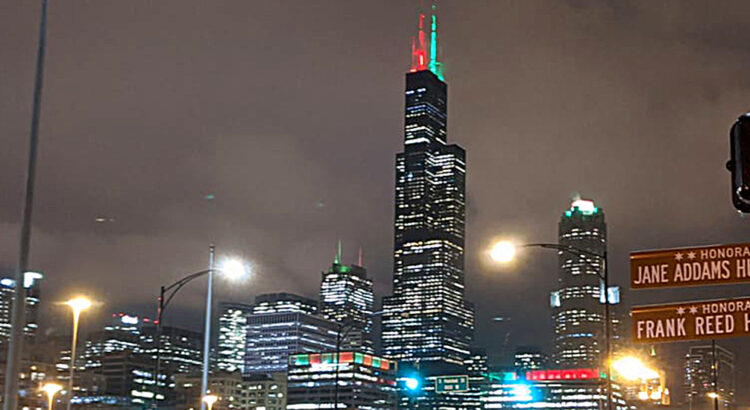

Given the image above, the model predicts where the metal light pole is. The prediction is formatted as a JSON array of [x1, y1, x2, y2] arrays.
[[712, 339, 719, 410], [65, 298, 92, 410], [491, 242, 613, 410], [3, 1, 49, 408], [200, 245, 215, 410]]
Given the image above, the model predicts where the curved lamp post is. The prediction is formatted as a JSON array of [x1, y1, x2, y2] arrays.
[[152, 246, 247, 409], [64, 297, 92, 410], [490, 241, 613, 410]]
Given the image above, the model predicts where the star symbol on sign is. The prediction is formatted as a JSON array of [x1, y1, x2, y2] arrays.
[[674, 252, 684, 261], [687, 251, 697, 260], [677, 307, 686, 315], [689, 306, 699, 315]]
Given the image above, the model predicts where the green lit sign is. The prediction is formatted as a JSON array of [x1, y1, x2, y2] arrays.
[[435, 375, 469, 393]]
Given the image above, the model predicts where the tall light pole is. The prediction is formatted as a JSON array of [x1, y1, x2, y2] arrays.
[[41, 382, 63, 410], [202, 394, 218, 410], [200, 245, 215, 410], [64, 297, 92, 410], [490, 241, 613, 410], [150, 247, 248, 409], [3, 1, 50, 408]]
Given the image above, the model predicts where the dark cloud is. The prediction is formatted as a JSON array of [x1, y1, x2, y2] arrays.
[[2, 0, 749, 402]]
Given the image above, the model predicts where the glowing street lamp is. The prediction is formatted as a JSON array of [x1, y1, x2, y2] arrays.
[[489, 241, 516, 263], [611, 356, 659, 382], [707, 392, 719, 399], [64, 297, 92, 410], [41, 383, 63, 410], [151, 247, 250, 410], [405, 378, 419, 391], [202, 394, 218, 410]]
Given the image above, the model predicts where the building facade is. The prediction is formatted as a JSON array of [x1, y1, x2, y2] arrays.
[[287, 351, 397, 410], [551, 199, 607, 369], [244, 293, 337, 375], [175, 371, 287, 410], [0, 271, 43, 347], [381, 2, 474, 369], [217, 302, 254, 373], [320, 243, 375, 353], [684, 343, 735, 409], [513, 347, 549, 371]]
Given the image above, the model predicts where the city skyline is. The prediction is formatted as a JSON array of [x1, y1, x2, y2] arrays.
[[2, 0, 750, 406]]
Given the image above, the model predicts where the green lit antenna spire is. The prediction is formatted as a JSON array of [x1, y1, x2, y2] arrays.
[[334, 240, 342, 265], [428, 3, 444, 80]]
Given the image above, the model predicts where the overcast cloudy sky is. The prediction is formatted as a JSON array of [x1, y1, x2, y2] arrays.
[[2, 0, 749, 401]]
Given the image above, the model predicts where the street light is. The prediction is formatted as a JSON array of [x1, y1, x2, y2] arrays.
[[489, 240, 613, 410], [151, 246, 248, 410], [202, 394, 218, 410], [64, 297, 92, 410], [41, 382, 63, 410]]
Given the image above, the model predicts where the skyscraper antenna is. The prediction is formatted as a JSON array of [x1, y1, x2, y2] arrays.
[[334, 240, 342, 265], [358, 247, 363, 267]]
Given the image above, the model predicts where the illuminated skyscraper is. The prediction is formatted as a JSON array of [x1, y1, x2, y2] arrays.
[[551, 199, 608, 368], [381, 3, 474, 367], [216, 302, 253, 373], [244, 293, 337, 375], [319, 243, 374, 353], [0, 271, 42, 347], [684, 344, 735, 409]]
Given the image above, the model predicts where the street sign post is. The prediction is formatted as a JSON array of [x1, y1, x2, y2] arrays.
[[630, 243, 750, 289], [632, 296, 750, 343], [435, 375, 469, 393]]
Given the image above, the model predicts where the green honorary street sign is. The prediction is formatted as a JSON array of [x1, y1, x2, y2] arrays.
[[435, 375, 469, 393]]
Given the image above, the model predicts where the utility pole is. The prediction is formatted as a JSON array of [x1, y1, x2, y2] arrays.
[[3, 1, 49, 408], [712, 339, 719, 410]]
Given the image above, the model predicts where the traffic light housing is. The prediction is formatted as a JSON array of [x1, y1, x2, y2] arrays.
[[728, 113, 750, 213]]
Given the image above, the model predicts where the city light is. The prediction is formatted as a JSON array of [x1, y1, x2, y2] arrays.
[[41, 383, 63, 410], [217, 258, 250, 280], [404, 377, 419, 391], [510, 383, 533, 401], [611, 356, 659, 381], [202, 394, 218, 410], [489, 241, 516, 263], [707, 392, 719, 399], [65, 297, 92, 316]]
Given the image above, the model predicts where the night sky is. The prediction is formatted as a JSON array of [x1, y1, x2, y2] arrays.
[[2, 1, 749, 403]]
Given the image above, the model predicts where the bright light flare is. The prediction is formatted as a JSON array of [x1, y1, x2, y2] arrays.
[[202, 394, 218, 407], [611, 356, 659, 381], [490, 241, 516, 263], [40, 382, 63, 396], [217, 258, 250, 280], [404, 377, 419, 390], [707, 392, 719, 399], [65, 297, 92, 315]]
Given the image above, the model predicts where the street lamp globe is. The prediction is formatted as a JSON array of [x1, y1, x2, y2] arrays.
[[490, 241, 516, 263], [202, 394, 218, 410], [217, 258, 249, 280], [65, 297, 92, 315]]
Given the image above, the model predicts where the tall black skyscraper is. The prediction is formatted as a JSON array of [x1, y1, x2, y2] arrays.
[[551, 199, 607, 368], [381, 4, 474, 368]]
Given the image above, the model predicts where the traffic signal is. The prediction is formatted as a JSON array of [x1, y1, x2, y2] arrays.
[[728, 113, 750, 213]]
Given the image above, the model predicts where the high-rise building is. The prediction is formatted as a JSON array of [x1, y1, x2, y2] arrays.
[[513, 347, 549, 371], [83, 312, 144, 370], [216, 302, 254, 373], [551, 199, 608, 369], [684, 343, 735, 409], [175, 371, 287, 410], [139, 325, 203, 375], [286, 351, 398, 410], [244, 293, 337, 375], [0, 271, 43, 347], [381, 2, 474, 369], [320, 243, 375, 353]]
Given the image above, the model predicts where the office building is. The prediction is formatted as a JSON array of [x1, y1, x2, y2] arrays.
[[484, 368, 627, 409], [175, 371, 287, 410], [513, 347, 549, 371], [381, 1, 474, 369], [551, 199, 616, 369], [244, 293, 337, 375], [320, 243, 375, 353], [287, 351, 397, 410], [83, 312, 145, 370], [0, 271, 43, 347], [217, 302, 254, 373], [684, 343, 735, 409]]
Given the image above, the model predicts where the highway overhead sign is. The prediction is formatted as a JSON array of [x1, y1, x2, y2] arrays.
[[632, 297, 750, 343], [435, 375, 469, 393], [630, 242, 750, 289]]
